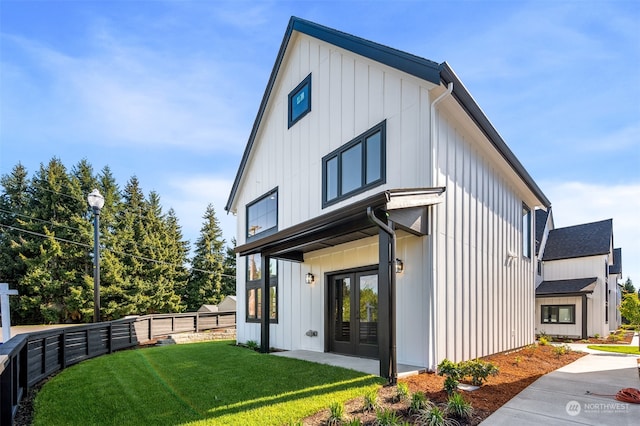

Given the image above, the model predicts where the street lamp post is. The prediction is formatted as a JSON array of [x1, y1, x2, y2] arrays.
[[87, 189, 105, 323]]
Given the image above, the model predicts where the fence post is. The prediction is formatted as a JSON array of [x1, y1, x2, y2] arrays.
[[195, 312, 199, 333], [0, 283, 19, 343]]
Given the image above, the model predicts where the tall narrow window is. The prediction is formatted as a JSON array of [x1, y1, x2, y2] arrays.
[[246, 188, 278, 240], [522, 204, 531, 258], [246, 254, 278, 323], [322, 121, 386, 207], [288, 74, 311, 128]]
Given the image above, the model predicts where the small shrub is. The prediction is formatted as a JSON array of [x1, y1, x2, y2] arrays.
[[594, 333, 601, 339], [446, 392, 473, 420], [513, 355, 523, 366], [395, 382, 410, 403], [538, 336, 549, 346], [410, 391, 432, 413], [374, 408, 402, 426], [608, 334, 621, 342], [327, 401, 345, 425], [460, 359, 499, 386], [363, 388, 378, 412], [443, 376, 458, 395], [245, 340, 259, 351], [415, 405, 460, 426], [437, 359, 463, 394], [345, 419, 362, 426], [553, 344, 572, 358]]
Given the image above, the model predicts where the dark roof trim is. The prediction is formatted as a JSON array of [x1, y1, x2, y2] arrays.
[[609, 247, 622, 275], [439, 64, 550, 208], [226, 17, 551, 212], [535, 277, 597, 296]]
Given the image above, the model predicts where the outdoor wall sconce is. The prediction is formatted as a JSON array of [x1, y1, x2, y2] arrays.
[[395, 258, 404, 274], [305, 272, 315, 285]]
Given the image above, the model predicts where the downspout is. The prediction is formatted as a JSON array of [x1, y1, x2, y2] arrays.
[[367, 206, 397, 384], [428, 82, 453, 370]]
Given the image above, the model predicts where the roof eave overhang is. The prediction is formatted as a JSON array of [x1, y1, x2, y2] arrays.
[[235, 187, 445, 260], [439, 63, 551, 208], [536, 291, 594, 298]]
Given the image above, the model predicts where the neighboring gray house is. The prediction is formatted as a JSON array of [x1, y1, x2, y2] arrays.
[[226, 16, 550, 380], [197, 296, 237, 313], [535, 219, 621, 338]]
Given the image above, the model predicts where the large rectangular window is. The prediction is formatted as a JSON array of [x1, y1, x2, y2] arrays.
[[288, 74, 311, 128], [246, 188, 278, 240], [522, 204, 531, 258], [322, 121, 386, 207], [246, 253, 278, 323], [541, 304, 575, 324]]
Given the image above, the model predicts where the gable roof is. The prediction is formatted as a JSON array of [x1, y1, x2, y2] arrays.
[[225, 16, 550, 213], [535, 208, 549, 255], [542, 219, 613, 261], [609, 247, 622, 275], [536, 277, 597, 296]]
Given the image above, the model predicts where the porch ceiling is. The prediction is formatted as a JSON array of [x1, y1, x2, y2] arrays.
[[235, 187, 445, 261]]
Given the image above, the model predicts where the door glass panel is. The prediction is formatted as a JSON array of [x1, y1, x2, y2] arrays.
[[358, 274, 378, 345], [334, 278, 351, 342]]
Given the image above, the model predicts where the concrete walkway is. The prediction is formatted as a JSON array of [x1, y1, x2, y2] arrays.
[[482, 335, 640, 425]]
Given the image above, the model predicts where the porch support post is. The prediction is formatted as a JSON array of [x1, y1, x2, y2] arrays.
[[582, 294, 588, 339], [375, 222, 395, 382], [260, 254, 270, 353]]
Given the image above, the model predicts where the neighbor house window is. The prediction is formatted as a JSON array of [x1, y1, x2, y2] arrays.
[[246, 188, 278, 240], [288, 74, 311, 128], [522, 204, 531, 258], [323, 121, 386, 207], [246, 253, 278, 323], [541, 305, 575, 324]]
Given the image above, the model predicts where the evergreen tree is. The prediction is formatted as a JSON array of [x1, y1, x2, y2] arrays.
[[0, 163, 31, 286], [622, 277, 635, 294], [185, 204, 225, 311], [221, 238, 237, 297]]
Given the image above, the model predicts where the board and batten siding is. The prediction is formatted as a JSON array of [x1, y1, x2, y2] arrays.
[[428, 96, 538, 368], [234, 33, 439, 347], [542, 256, 609, 337], [535, 296, 583, 338]]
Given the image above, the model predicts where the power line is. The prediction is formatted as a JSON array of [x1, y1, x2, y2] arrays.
[[0, 207, 85, 233], [0, 223, 235, 278]]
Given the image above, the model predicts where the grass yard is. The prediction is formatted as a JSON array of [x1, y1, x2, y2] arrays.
[[32, 340, 384, 425], [587, 345, 640, 355]]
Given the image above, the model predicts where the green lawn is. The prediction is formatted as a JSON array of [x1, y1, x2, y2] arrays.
[[33, 340, 384, 425], [587, 345, 640, 355]]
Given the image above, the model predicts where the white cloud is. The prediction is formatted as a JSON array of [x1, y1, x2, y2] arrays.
[[164, 175, 236, 248], [542, 181, 640, 283]]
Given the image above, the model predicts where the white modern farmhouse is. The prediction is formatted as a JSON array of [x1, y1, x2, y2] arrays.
[[535, 217, 622, 338], [225, 17, 551, 381]]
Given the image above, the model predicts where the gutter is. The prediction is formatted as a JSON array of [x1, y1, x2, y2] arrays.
[[367, 206, 397, 384], [428, 82, 453, 371]]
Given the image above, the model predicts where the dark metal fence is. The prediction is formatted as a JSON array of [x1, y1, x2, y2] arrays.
[[0, 311, 236, 425]]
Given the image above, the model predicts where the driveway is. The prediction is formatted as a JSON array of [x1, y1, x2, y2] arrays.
[[482, 340, 640, 425]]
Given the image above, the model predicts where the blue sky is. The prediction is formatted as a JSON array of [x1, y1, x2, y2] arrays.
[[1, 1, 638, 283]]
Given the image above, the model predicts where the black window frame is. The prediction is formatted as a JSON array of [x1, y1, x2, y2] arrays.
[[245, 254, 278, 323], [541, 304, 576, 324], [322, 121, 386, 207], [246, 188, 278, 241], [522, 204, 532, 259], [288, 74, 312, 128]]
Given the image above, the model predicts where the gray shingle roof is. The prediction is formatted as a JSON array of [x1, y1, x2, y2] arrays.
[[542, 219, 612, 261], [535, 209, 549, 255], [609, 247, 622, 275], [536, 277, 597, 296]]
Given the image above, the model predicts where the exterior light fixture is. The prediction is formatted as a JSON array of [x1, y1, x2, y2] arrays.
[[395, 258, 404, 274], [305, 272, 315, 285], [87, 188, 105, 322]]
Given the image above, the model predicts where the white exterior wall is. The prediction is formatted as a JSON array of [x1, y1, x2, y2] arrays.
[[535, 295, 583, 338], [542, 256, 609, 337], [233, 32, 544, 369], [429, 97, 539, 367], [608, 274, 622, 331]]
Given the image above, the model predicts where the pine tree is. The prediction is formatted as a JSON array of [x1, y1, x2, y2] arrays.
[[221, 238, 237, 297], [186, 204, 225, 311]]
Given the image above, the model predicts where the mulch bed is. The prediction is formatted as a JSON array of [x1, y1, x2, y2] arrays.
[[303, 344, 586, 425]]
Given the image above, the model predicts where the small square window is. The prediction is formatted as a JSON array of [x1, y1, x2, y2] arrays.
[[288, 74, 311, 128]]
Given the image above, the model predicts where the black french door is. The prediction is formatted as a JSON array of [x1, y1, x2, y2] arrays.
[[329, 269, 379, 358]]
